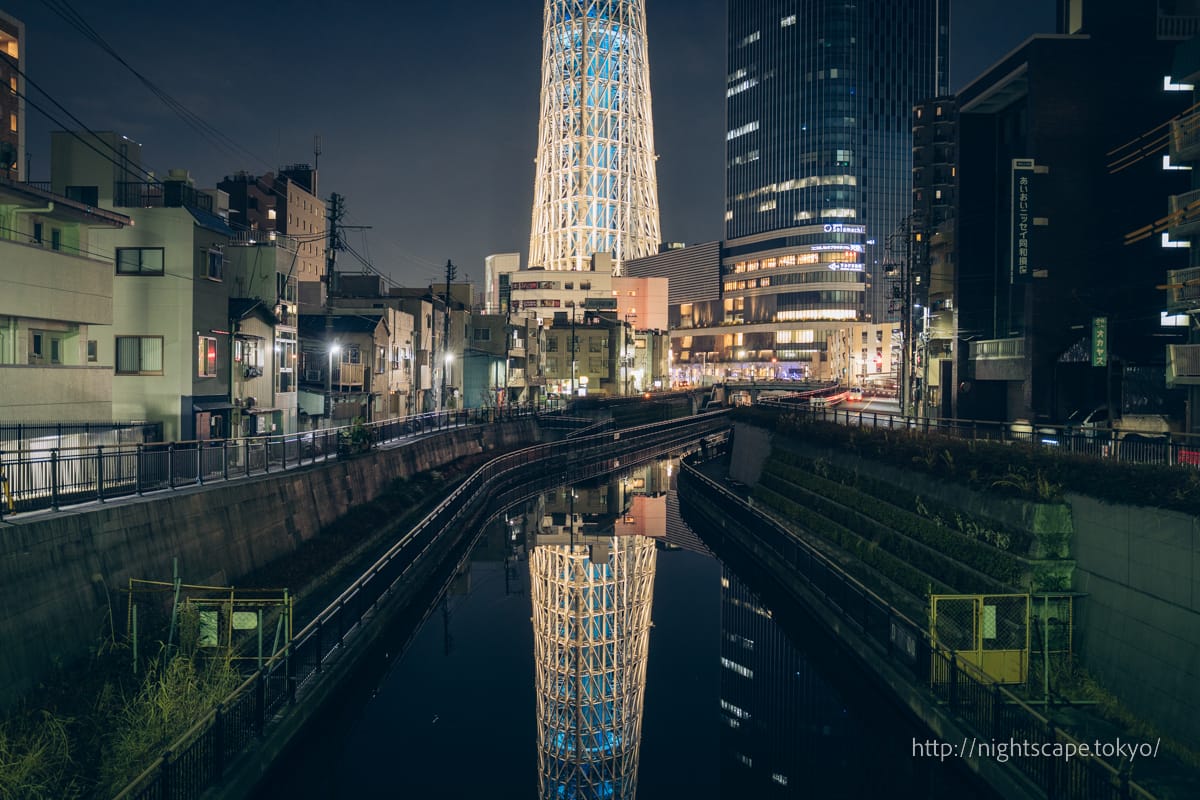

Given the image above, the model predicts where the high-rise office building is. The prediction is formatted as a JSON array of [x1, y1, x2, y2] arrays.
[[725, 1, 949, 325], [530, 0, 661, 275]]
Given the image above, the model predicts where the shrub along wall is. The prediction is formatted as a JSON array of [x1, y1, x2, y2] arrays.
[[732, 407, 1200, 515]]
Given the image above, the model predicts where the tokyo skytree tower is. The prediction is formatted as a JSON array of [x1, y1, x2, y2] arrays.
[[530, 536, 657, 799], [529, 0, 661, 275]]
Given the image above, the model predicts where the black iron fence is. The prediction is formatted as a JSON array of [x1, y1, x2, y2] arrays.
[[678, 455, 1155, 800], [111, 410, 730, 800], [0, 407, 542, 520], [757, 399, 1200, 470]]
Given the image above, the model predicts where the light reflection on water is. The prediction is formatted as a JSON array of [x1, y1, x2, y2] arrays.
[[266, 456, 991, 800]]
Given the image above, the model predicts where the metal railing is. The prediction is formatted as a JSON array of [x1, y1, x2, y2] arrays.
[[969, 337, 1025, 360], [112, 410, 730, 800], [0, 407, 542, 520], [753, 399, 1200, 471], [678, 455, 1155, 800]]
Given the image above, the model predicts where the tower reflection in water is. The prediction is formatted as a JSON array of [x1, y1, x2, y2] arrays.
[[529, 462, 667, 800]]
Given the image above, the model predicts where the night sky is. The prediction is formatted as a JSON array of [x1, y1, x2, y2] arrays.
[[9, 0, 1052, 287]]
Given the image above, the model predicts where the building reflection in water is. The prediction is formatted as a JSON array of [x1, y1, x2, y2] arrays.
[[529, 461, 667, 800], [718, 568, 855, 797]]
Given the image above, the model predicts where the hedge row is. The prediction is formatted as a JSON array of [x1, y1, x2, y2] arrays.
[[753, 481, 953, 600], [758, 470, 1009, 594], [771, 446, 1036, 554], [734, 408, 1200, 514], [766, 452, 1029, 582]]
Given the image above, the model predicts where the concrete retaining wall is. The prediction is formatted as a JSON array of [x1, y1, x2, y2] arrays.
[[1068, 494, 1200, 747], [730, 421, 1200, 748], [0, 421, 538, 709]]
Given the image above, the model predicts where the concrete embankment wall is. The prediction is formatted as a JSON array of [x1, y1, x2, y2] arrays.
[[728, 422, 1200, 748], [1067, 495, 1200, 748], [0, 421, 538, 709]]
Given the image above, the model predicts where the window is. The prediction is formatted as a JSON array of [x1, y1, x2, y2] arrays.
[[547, 337, 559, 352], [201, 248, 224, 281], [116, 247, 165, 275], [116, 336, 164, 375], [87, 340, 98, 362], [588, 357, 605, 371], [589, 339, 604, 353], [30, 331, 42, 361], [65, 186, 99, 206], [197, 336, 218, 377], [50, 338, 62, 364], [276, 333, 297, 393], [473, 328, 491, 341], [50, 229, 61, 251]]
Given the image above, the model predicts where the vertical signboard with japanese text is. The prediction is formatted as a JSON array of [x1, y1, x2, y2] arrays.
[[1011, 159, 1036, 284], [1091, 316, 1108, 367]]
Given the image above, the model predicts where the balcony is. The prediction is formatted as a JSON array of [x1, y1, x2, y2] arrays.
[[1168, 188, 1200, 238], [0, 240, 113, 324], [969, 337, 1024, 359], [969, 337, 1025, 382], [1170, 112, 1200, 164], [332, 362, 366, 391], [228, 230, 300, 253], [113, 182, 213, 212], [0, 365, 112, 419], [1165, 267, 1200, 312], [1159, 14, 1200, 41], [1167, 344, 1200, 387]]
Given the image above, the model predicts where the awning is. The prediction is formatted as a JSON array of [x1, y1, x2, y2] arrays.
[[193, 401, 235, 412]]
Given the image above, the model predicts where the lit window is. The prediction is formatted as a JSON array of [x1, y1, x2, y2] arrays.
[[197, 336, 218, 377], [268, 208, 277, 220], [726, 77, 759, 98], [727, 121, 759, 141], [781, 14, 796, 26], [739, 31, 760, 46]]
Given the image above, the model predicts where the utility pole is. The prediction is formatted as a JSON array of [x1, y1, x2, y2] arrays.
[[440, 259, 457, 409], [503, 302, 512, 407], [570, 303, 578, 398], [324, 193, 344, 420]]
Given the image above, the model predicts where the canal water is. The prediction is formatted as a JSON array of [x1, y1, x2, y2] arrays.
[[265, 456, 996, 799]]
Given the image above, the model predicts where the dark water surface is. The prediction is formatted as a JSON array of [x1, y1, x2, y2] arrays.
[[265, 457, 995, 799]]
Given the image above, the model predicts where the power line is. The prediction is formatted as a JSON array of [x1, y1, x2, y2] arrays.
[[39, 0, 270, 168]]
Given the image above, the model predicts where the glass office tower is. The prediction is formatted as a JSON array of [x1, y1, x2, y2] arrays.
[[725, 1, 949, 323]]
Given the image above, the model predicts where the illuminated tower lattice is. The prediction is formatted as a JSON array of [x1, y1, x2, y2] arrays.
[[529, 0, 661, 274], [530, 537, 657, 800]]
